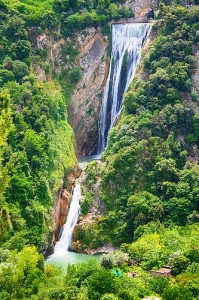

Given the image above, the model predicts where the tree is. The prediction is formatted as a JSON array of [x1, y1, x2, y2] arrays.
[[12, 60, 29, 82], [149, 275, 169, 295], [0, 208, 12, 240], [88, 270, 117, 300], [100, 294, 119, 300], [68, 67, 82, 84], [162, 285, 193, 300], [128, 192, 163, 226], [0, 91, 12, 200], [100, 251, 129, 269], [171, 255, 190, 276], [15, 39, 31, 60], [0, 69, 14, 85], [0, 262, 23, 295]]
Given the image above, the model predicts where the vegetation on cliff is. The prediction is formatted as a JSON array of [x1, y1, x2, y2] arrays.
[[80, 4, 199, 249], [3, 0, 133, 30], [0, 0, 199, 299], [0, 2, 78, 252]]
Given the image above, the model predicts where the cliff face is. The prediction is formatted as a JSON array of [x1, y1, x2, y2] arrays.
[[31, 27, 108, 157], [53, 188, 71, 244], [193, 46, 199, 95], [187, 45, 199, 165], [30, 0, 159, 159], [69, 29, 108, 157]]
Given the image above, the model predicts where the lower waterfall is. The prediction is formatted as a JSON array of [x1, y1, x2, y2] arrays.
[[54, 183, 81, 254], [47, 175, 100, 266], [97, 23, 151, 155]]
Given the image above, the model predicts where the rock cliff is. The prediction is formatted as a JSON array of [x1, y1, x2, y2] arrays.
[[30, 26, 109, 157], [69, 29, 108, 157]]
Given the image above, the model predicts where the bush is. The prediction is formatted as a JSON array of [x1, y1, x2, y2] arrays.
[[171, 255, 190, 276], [68, 67, 82, 84], [100, 251, 129, 269], [0, 69, 14, 85], [100, 294, 119, 300], [88, 270, 117, 300], [12, 60, 29, 82]]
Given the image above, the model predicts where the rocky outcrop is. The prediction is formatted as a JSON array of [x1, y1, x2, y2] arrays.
[[192, 46, 199, 94], [187, 45, 199, 165], [69, 161, 109, 253], [53, 189, 71, 245], [187, 144, 199, 165], [68, 29, 108, 157], [71, 239, 116, 254], [29, 27, 68, 81], [124, 0, 159, 17]]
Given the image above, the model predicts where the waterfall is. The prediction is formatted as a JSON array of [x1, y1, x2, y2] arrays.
[[51, 23, 151, 259], [54, 183, 81, 254], [97, 23, 151, 155]]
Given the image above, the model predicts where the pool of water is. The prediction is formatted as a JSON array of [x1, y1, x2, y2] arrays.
[[46, 156, 102, 270], [45, 251, 101, 269]]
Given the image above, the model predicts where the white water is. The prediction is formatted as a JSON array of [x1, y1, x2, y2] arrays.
[[97, 23, 151, 155], [46, 178, 101, 267], [49, 23, 151, 266], [53, 183, 81, 255]]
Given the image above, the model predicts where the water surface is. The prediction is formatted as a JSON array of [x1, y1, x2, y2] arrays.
[[45, 251, 100, 269]]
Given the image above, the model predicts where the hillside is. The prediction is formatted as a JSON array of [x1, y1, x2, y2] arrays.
[[73, 4, 199, 251], [0, 0, 199, 299]]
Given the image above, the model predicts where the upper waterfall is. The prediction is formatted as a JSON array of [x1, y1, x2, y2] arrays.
[[97, 23, 151, 155]]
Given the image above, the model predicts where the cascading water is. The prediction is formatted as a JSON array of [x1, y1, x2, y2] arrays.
[[46, 178, 100, 266], [48, 22, 152, 265], [97, 23, 151, 155], [53, 183, 81, 255]]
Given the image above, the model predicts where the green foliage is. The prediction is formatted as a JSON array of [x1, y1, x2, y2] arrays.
[[4, 0, 56, 28], [162, 285, 194, 300], [186, 263, 199, 276], [171, 255, 190, 276], [121, 225, 199, 271], [0, 2, 199, 300], [68, 67, 82, 84], [149, 275, 170, 295], [83, 4, 199, 248], [100, 294, 119, 300], [88, 269, 117, 300], [0, 245, 45, 298], [0, 7, 77, 251], [58, 1, 134, 35], [3, 0, 134, 30], [0, 91, 12, 201], [100, 251, 129, 269]]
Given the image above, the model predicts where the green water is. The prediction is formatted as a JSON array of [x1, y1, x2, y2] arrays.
[[45, 251, 101, 269]]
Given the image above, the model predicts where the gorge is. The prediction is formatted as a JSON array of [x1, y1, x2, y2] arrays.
[[1, 2, 199, 299], [51, 21, 152, 261]]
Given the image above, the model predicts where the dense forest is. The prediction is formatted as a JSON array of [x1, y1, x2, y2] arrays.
[[0, 0, 199, 299], [80, 4, 199, 248]]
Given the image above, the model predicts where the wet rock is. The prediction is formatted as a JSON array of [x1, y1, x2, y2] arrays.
[[53, 188, 71, 245]]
